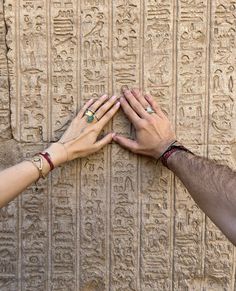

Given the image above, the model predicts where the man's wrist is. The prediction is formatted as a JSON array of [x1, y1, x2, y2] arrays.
[[166, 149, 184, 168], [167, 149, 195, 170], [161, 142, 194, 168]]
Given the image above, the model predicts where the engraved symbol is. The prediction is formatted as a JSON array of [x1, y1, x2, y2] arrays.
[[84, 21, 104, 38], [53, 18, 73, 36], [229, 76, 234, 93]]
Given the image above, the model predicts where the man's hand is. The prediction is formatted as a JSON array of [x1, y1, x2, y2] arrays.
[[113, 89, 176, 159]]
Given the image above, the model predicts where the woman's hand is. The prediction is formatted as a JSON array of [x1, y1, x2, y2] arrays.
[[113, 89, 176, 159], [46, 94, 120, 167]]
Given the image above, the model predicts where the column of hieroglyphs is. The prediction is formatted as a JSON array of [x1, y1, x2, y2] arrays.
[[0, 5, 18, 290], [3, 1, 51, 290], [79, 0, 109, 290], [50, 1, 78, 290], [110, 1, 142, 290], [141, 0, 174, 290], [0, 2, 18, 290], [174, 0, 208, 289], [0, 0, 236, 290], [205, 1, 236, 290]]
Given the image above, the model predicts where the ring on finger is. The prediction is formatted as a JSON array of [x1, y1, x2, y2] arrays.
[[88, 108, 95, 114], [88, 94, 108, 114], [85, 109, 97, 123], [145, 106, 155, 114]]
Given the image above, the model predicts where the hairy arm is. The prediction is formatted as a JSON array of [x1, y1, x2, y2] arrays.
[[113, 88, 236, 246], [168, 151, 236, 245]]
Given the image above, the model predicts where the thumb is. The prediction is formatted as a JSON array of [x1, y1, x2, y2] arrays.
[[95, 132, 114, 150], [113, 134, 138, 153]]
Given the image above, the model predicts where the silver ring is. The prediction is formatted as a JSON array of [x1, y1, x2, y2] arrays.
[[146, 106, 155, 114]]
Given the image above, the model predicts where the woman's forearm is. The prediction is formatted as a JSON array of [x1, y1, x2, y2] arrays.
[[0, 95, 120, 208], [0, 161, 41, 207], [168, 150, 236, 245], [0, 142, 68, 207]]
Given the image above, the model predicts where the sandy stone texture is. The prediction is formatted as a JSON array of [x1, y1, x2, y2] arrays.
[[0, 0, 236, 290], [0, 0, 11, 140]]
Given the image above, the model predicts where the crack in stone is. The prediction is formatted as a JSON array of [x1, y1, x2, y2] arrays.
[[1, 0, 13, 140]]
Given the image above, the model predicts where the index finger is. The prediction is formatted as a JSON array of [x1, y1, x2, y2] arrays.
[[120, 97, 140, 127]]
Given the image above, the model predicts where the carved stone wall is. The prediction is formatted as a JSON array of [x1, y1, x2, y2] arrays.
[[0, 0, 236, 290]]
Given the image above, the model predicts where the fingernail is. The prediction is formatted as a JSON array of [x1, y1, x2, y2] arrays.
[[111, 95, 117, 100], [102, 94, 108, 99], [112, 133, 116, 138], [120, 97, 124, 102], [116, 101, 121, 106]]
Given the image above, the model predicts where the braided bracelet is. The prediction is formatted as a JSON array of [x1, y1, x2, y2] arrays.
[[161, 141, 194, 168]]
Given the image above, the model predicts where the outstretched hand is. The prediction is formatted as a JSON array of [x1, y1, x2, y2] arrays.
[[46, 95, 120, 166], [113, 89, 176, 159]]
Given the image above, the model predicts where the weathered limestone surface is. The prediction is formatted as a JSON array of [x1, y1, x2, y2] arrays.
[[0, 0, 236, 290], [0, 0, 11, 140]]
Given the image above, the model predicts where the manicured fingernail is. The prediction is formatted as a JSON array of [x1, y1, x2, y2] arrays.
[[102, 94, 108, 99], [116, 101, 121, 106], [111, 95, 117, 100], [112, 133, 116, 138], [120, 97, 124, 102]]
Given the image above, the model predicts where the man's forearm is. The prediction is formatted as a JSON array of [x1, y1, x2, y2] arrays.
[[168, 150, 236, 245]]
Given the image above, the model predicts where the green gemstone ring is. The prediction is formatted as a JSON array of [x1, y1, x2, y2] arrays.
[[85, 109, 96, 123], [87, 115, 94, 123]]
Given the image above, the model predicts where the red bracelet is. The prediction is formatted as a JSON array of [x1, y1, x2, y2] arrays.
[[39, 152, 55, 171], [161, 144, 193, 168]]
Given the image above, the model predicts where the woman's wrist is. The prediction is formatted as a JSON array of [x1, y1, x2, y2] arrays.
[[27, 142, 69, 181], [41, 157, 51, 176], [44, 142, 68, 168]]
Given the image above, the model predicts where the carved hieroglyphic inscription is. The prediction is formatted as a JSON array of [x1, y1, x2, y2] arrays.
[[0, 0, 236, 290]]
